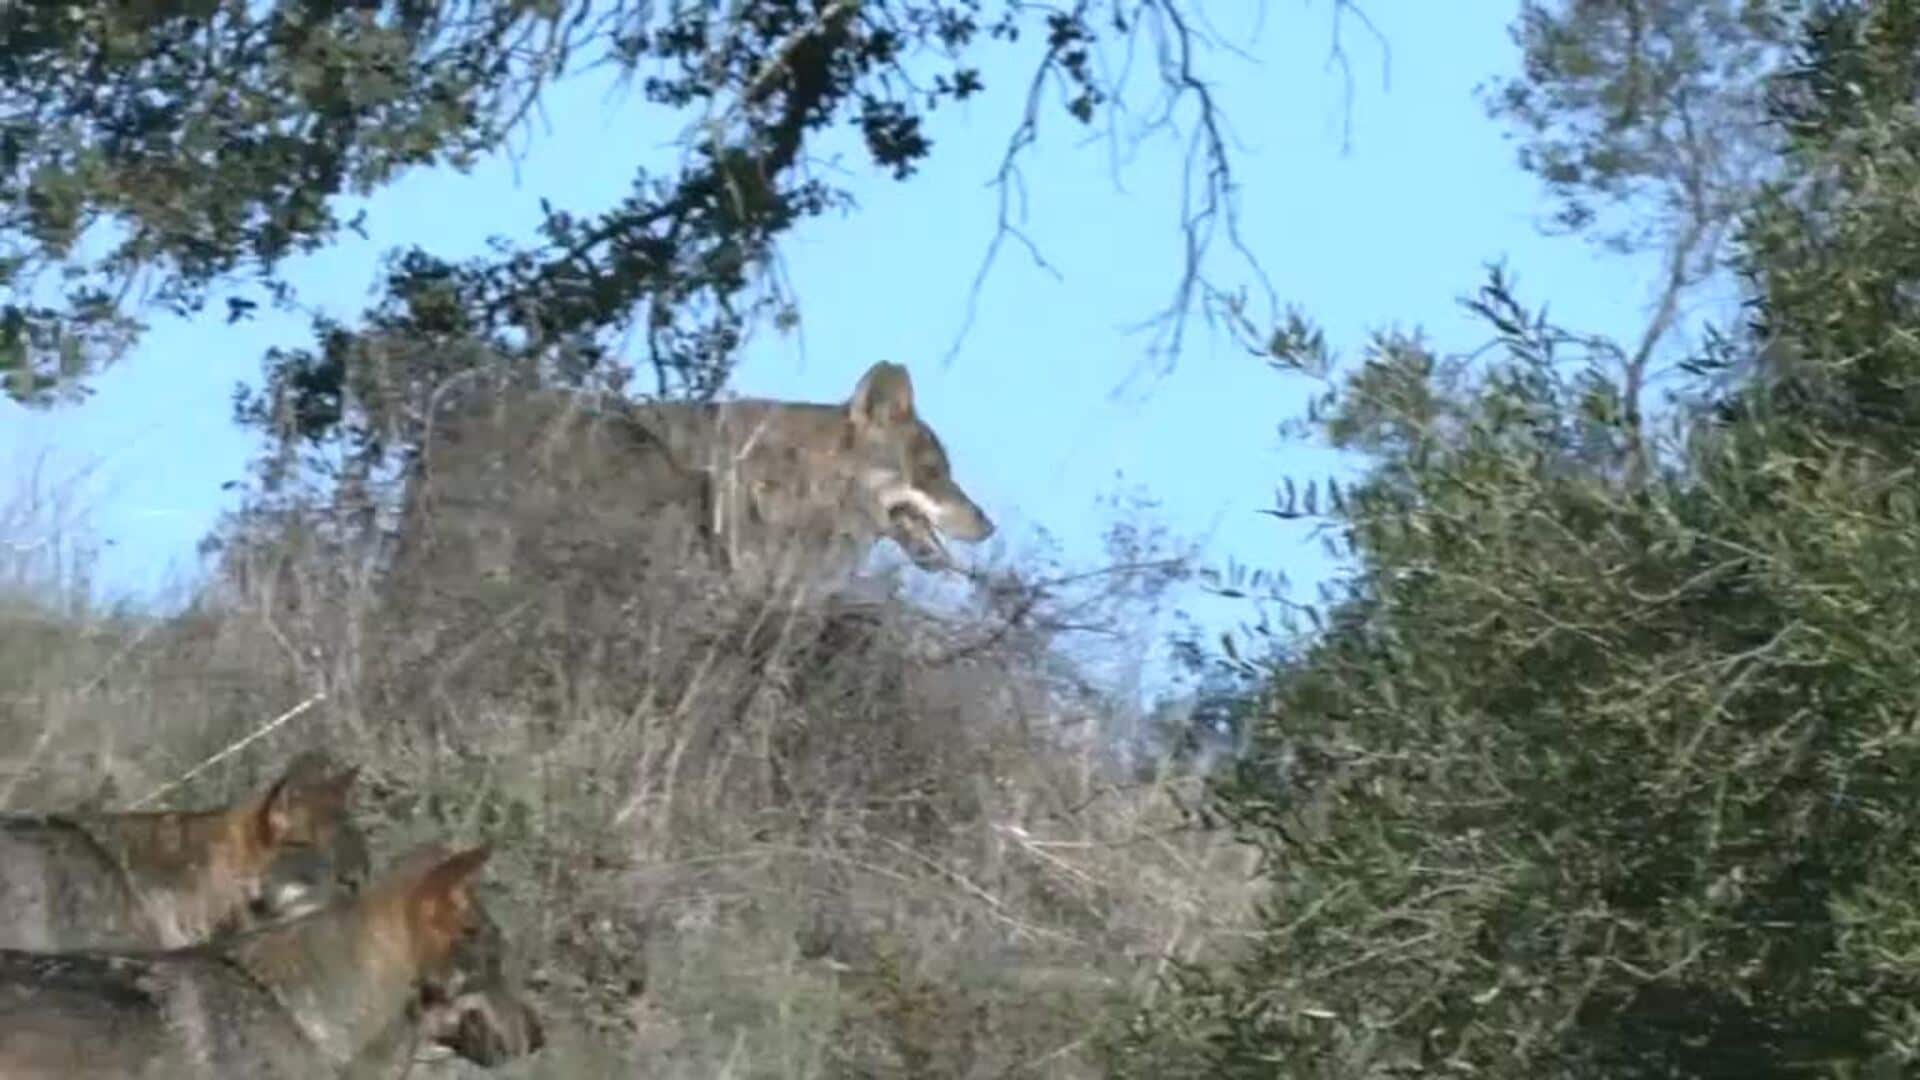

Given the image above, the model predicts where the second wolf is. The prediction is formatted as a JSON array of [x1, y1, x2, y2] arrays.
[[0, 751, 367, 952], [0, 842, 542, 1078]]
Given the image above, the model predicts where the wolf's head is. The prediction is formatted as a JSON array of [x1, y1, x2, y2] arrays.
[[240, 753, 367, 928], [246, 811, 370, 931], [844, 361, 994, 570], [393, 844, 545, 1066], [412, 901, 547, 1066]]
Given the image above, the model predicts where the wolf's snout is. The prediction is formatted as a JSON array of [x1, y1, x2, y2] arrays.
[[968, 506, 995, 542], [446, 991, 545, 1064], [943, 498, 993, 543]]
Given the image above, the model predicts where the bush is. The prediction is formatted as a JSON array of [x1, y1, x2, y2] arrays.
[[1111, 11, 1920, 1070]]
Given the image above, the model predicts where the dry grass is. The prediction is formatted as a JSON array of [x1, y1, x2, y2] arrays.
[[0, 452, 1259, 1077]]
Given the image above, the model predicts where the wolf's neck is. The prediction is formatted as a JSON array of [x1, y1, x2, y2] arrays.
[[644, 399, 846, 460], [77, 809, 249, 945], [228, 903, 418, 1066], [80, 808, 235, 879]]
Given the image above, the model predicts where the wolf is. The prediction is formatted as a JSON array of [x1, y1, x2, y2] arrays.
[[0, 751, 367, 952], [0, 842, 543, 1078], [400, 360, 995, 592]]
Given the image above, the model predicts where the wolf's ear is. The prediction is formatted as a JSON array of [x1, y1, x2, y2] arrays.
[[311, 765, 360, 817], [411, 845, 494, 950], [416, 845, 493, 912], [258, 768, 306, 845], [849, 361, 916, 429], [259, 761, 361, 843]]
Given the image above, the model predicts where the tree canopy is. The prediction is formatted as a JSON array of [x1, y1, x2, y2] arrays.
[[2, 0, 1366, 442]]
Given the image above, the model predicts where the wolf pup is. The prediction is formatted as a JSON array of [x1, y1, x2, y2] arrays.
[[404, 360, 995, 589], [0, 843, 543, 1078], [0, 750, 366, 951]]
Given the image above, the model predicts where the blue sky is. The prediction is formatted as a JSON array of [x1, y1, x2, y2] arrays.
[[1, 3, 1670, 689]]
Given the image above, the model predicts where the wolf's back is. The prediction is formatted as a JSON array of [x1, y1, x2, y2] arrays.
[[0, 817, 151, 951], [0, 947, 330, 1078]]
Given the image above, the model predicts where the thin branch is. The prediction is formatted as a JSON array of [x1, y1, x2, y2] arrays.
[[128, 693, 328, 809], [1621, 87, 1720, 487], [947, 0, 1371, 377]]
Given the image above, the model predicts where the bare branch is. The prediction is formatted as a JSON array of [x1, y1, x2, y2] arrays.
[[949, 1, 1388, 381]]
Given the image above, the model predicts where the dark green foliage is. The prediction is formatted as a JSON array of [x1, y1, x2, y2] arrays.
[[2, 0, 537, 404], [1113, 3, 1920, 1076]]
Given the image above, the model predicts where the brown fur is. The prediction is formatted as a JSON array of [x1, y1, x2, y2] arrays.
[[0, 843, 542, 1078], [400, 361, 995, 593], [0, 751, 367, 951]]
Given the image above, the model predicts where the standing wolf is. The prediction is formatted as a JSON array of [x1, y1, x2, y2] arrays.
[[400, 361, 995, 591], [0, 751, 366, 952]]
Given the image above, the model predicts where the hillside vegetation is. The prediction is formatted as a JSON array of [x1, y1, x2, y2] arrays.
[[0, 455, 1255, 1077]]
